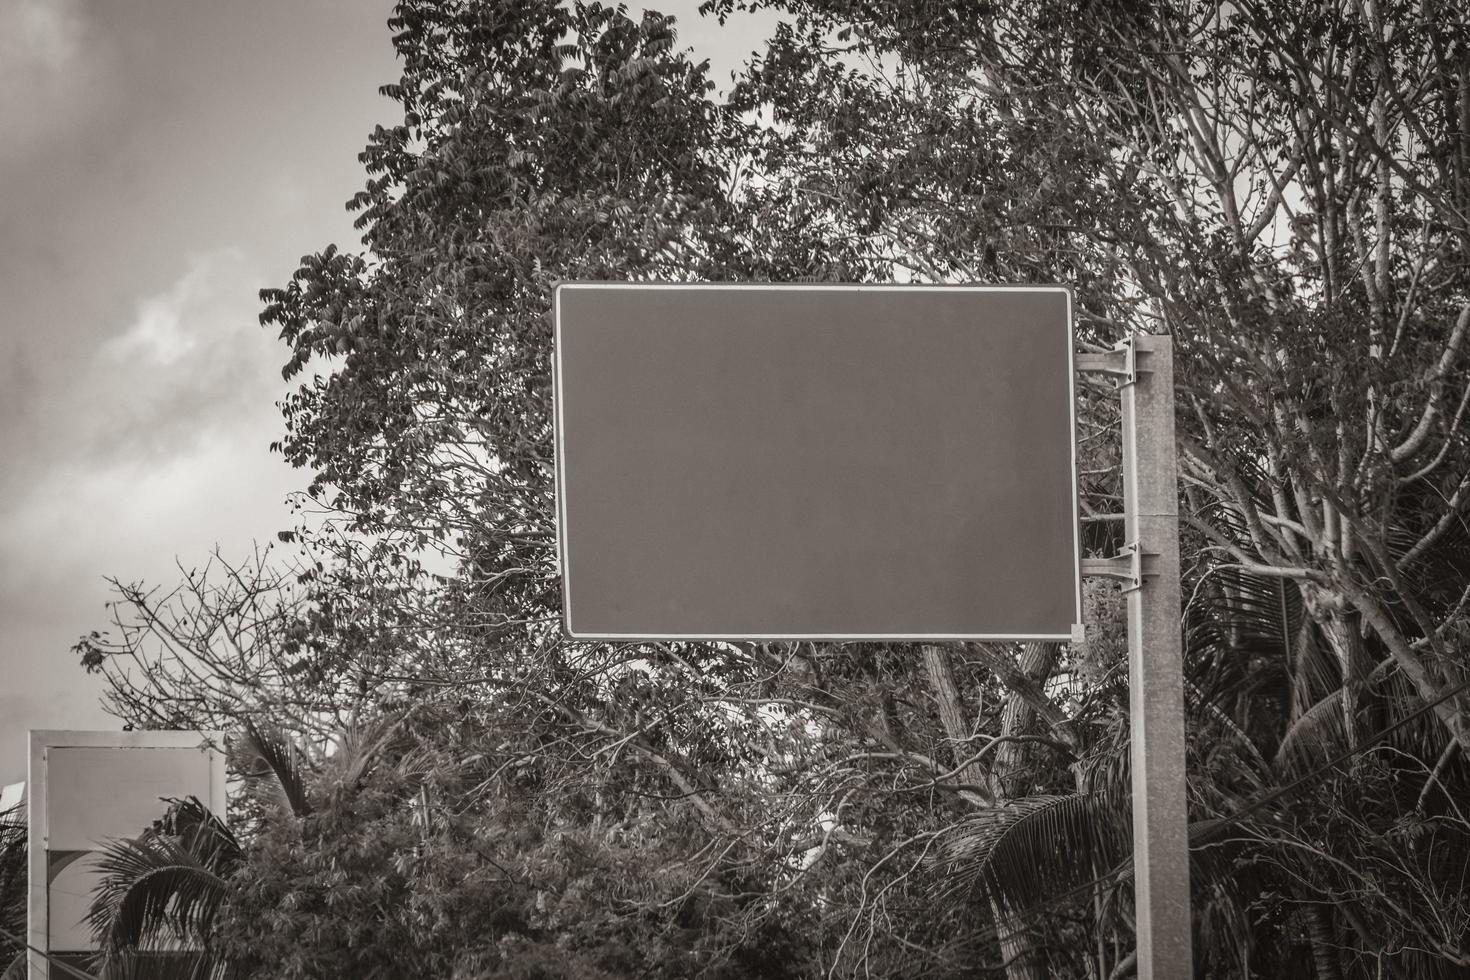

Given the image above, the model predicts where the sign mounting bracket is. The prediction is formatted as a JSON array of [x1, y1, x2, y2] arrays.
[[1080, 541, 1159, 594], [1076, 334, 1151, 388]]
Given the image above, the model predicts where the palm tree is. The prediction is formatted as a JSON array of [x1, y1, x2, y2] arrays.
[[84, 797, 242, 980], [931, 567, 1470, 978]]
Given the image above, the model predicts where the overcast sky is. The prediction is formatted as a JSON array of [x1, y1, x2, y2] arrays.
[[0, 0, 774, 786]]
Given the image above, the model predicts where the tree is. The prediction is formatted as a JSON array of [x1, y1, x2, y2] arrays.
[[725, 0, 1470, 745]]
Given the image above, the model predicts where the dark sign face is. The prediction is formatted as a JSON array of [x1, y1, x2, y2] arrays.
[[554, 283, 1080, 640]]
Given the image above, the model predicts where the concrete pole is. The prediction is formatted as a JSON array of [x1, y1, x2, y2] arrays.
[[1121, 334, 1192, 977]]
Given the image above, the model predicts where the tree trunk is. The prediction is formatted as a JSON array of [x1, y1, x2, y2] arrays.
[[992, 902, 1051, 980], [1303, 901, 1344, 980], [1319, 604, 1366, 750], [922, 644, 986, 791], [992, 642, 1062, 800]]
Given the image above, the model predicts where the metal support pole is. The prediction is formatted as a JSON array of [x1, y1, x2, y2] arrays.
[[1079, 335, 1191, 977], [1120, 335, 1191, 977]]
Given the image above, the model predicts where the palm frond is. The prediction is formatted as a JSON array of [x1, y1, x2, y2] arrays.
[[327, 711, 407, 792], [1188, 565, 1303, 664], [1385, 488, 1470, 596], [1185, 565, 1314, 724], [1110, 817, 1264, 906], [1287, 611, 1337, 723], [1274, 688, 1348, 776], [1277, 659, 1456, 777], [0, 853, 23, 915], [931, 793, 1130, 914], [155, 798, 242, 874], [86, 832, 229, 953], [236, 718, 311, 817], [1378, 666, 1455, 766], [120, 863, 227, 950], [0, 817, 26, 974]]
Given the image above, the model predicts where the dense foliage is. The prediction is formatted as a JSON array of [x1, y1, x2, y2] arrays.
[[0, 806, 23, 979], [73, 0, 1470, 977]]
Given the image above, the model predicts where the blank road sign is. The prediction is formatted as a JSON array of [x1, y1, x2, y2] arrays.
[[554, 283, 1080, 640]]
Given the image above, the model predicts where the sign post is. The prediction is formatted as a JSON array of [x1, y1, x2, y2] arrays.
[[1078, 335, 1191, 978]]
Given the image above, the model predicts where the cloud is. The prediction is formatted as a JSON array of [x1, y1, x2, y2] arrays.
[[0, 422, 297, 596], [0, 0, 110, 163], [0, 0, 83, 70], [0, 344, 40, 444], [90, 248, 288, 461], [103, 251, 234, 367], [0, 246, 298, 544]]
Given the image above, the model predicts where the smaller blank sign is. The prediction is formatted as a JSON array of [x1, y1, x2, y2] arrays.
[[29, 731, 226, 974], [554, 283, 1081, 640], [47, 746, 215, 850]]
